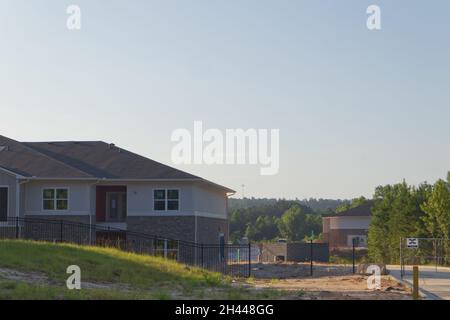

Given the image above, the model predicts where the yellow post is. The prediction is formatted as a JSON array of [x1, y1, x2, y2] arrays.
[[412, 266, 419, 300]]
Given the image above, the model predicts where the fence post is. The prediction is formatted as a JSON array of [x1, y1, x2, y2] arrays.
[[248, 242, 252, 277], [200, 243, 204, 268], [15, 217, 19, 239], [434, 239, 438, 272], [310, 240, 313, 276], [352, 238, 356, 274], [413, 266, 419, 300], [164, 239, 168, 259], [60, 220, 63, 242], [400, 237, 403, 278]]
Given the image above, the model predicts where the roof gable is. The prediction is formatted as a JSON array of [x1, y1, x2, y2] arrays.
[[0, 135, 91, 178], [0, 135, 234, 192], [23, 141, 200, 180], [325, 201, 374, 217]]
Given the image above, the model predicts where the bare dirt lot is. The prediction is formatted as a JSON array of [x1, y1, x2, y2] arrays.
[[242, 263, 412, 300]]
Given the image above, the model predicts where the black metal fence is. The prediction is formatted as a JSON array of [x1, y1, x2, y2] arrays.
[[400, 237, 449, 277], [0, 217, 251, 277]]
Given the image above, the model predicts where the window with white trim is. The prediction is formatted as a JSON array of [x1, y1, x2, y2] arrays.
[[153, 189, 179, 211], [43, 188, 69, 211]]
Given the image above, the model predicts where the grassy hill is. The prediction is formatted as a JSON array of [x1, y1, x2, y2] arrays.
[[0, 240, 277, 300]]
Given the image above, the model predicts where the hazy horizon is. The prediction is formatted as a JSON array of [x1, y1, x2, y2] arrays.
[[1, 0, 449, 199]]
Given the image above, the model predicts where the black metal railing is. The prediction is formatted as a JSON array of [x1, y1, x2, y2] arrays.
[[0, 217, 251, 277]]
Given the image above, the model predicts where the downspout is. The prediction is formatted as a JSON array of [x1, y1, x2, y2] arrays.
[[194, 211, 198, 265], [195, 213, 198, 244], [88, 180, 101, 245], [226, 191, 235, 244], [17, 179, 30, 217], [17, 179, 30, 237]]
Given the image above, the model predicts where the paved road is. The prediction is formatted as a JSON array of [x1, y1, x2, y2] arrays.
[[389, 265, 450, 300]]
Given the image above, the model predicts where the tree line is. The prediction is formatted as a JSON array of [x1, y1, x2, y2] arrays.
[[368, 172, 450, 263], [229, 199, 323, 243], [229, 172, 449, 264]]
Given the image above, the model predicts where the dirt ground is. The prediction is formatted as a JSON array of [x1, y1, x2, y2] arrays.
[[243, 263, 412, 300], [1, 264, 412, 300], [0, 267, 130, 291]]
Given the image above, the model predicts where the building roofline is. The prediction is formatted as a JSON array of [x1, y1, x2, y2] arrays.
[[0, 166, 26, 179], [2, 136, 235, 194], [17, 177, 235, 193]]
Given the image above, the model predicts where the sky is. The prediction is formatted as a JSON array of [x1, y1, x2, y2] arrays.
[[1, 0, 449, 199]]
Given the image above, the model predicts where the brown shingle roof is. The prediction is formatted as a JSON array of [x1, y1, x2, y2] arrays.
[[0, 135, 233, 192], [0, 136, 91, 178], [325, 201, 374, 217]]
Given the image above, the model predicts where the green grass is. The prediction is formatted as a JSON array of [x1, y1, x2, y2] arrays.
[[0, 280, 157, 300], [0, 240, 223, 288], [0, 239, 224, 299], [0, 240, 285, 300]]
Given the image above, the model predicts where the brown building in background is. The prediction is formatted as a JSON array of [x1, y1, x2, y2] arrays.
[[322, 202, 373, 249]]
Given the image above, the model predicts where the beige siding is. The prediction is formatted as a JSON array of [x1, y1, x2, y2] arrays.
[[23, 180, 92, 216], [191, 184, 227, 219], [18, 180, 228, 221], [126, 181, 194, 216], [329, 216, 371, 230], [126, 181, 227, 220]]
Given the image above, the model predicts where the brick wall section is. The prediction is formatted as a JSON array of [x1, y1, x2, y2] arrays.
[[23, 215, 93, 244], [127, 216, 228, 244], [196, 216, 228, 244], [258, 243, 288, 262], [127, 216, 196, 242], [328, 228, 368, 249], [25, 215, 91, 224], [287, 243, 329, 262], [323, 232, 330, 243], [258, 243, 330, 262]]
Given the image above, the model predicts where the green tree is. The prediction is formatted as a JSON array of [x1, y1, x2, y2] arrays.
[[244, 216, 279, 241], [368, 185, 395, 263], [278, 205, 308, 241], [335, 196, 367, 213], [368, 180, 432, 263], [421, 178, 450, 240]]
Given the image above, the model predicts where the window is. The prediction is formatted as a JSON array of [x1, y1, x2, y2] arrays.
[[0, 187, 8, 221], [349, 235, 367, 248], [43, 188, 68, 211], [154, 190, 166, 211], [153, 189, 179, 211], [167, 190, 179, 210]]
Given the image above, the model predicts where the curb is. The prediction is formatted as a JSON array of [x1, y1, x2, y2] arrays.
[[388, 274, 438, 300]]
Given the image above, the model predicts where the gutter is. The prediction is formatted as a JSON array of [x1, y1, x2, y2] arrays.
[[16, 179, 30, 218], [20, 177, 235, 193], [88, 179, 102, 245]]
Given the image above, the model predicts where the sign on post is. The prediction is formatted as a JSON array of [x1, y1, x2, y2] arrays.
[[407, 238, 419, 249]]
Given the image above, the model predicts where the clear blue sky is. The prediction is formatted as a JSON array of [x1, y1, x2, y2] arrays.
[[1, 1, 449, 199]]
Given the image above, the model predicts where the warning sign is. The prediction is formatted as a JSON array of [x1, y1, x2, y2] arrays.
[[407, 238, 419, 249]]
